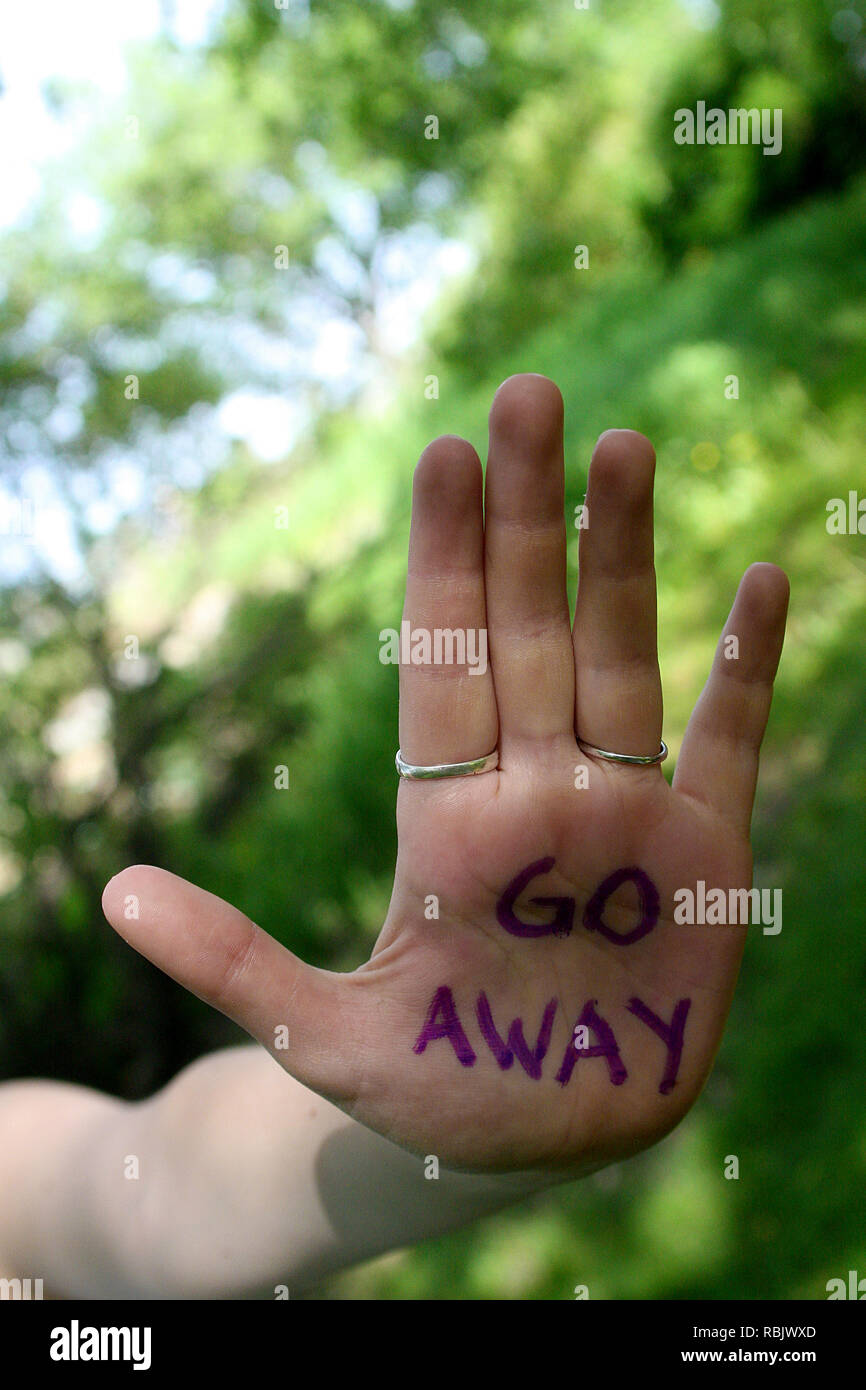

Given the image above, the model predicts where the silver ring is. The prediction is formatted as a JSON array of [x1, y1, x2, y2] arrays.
[[395, 748, 499, 780], [577, 738, 668, 766]]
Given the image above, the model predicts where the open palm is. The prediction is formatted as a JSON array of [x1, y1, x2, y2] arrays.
[[103, 375, 789, 1176]]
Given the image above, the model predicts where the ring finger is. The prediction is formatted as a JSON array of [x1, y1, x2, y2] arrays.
[[573, 429, 663, 759]]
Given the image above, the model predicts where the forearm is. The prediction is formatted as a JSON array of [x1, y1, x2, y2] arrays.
[[0, 1078, 137, 1299], [1, 1046, 556, 1299]]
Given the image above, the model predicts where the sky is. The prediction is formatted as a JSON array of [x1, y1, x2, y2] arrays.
[[0, 0, 474, 586], [0, 4, 223, 585], [0, 2, 226, 229], [0, 0, 720, 586]]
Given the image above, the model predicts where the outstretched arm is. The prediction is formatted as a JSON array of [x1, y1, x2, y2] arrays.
[[0, 1045, 548, 1299]]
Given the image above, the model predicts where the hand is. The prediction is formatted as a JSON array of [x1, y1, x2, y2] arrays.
[[103, 374, 789, 1176]]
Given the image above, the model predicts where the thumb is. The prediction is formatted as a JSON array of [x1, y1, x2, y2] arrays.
[[102, 865, 360, 1105]]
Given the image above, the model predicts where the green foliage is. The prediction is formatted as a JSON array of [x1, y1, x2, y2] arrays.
[[643, 0, 866, 261]]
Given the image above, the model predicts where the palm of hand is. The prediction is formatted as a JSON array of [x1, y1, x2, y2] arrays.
[[104, 375, 787, 1177], [357, 756, 751, 1171]]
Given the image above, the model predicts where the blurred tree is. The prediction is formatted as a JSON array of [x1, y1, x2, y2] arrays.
[[643, 0, 866, 262]]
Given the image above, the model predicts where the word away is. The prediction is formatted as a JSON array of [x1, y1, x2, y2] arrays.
[[413, 987, 690, 1095]]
